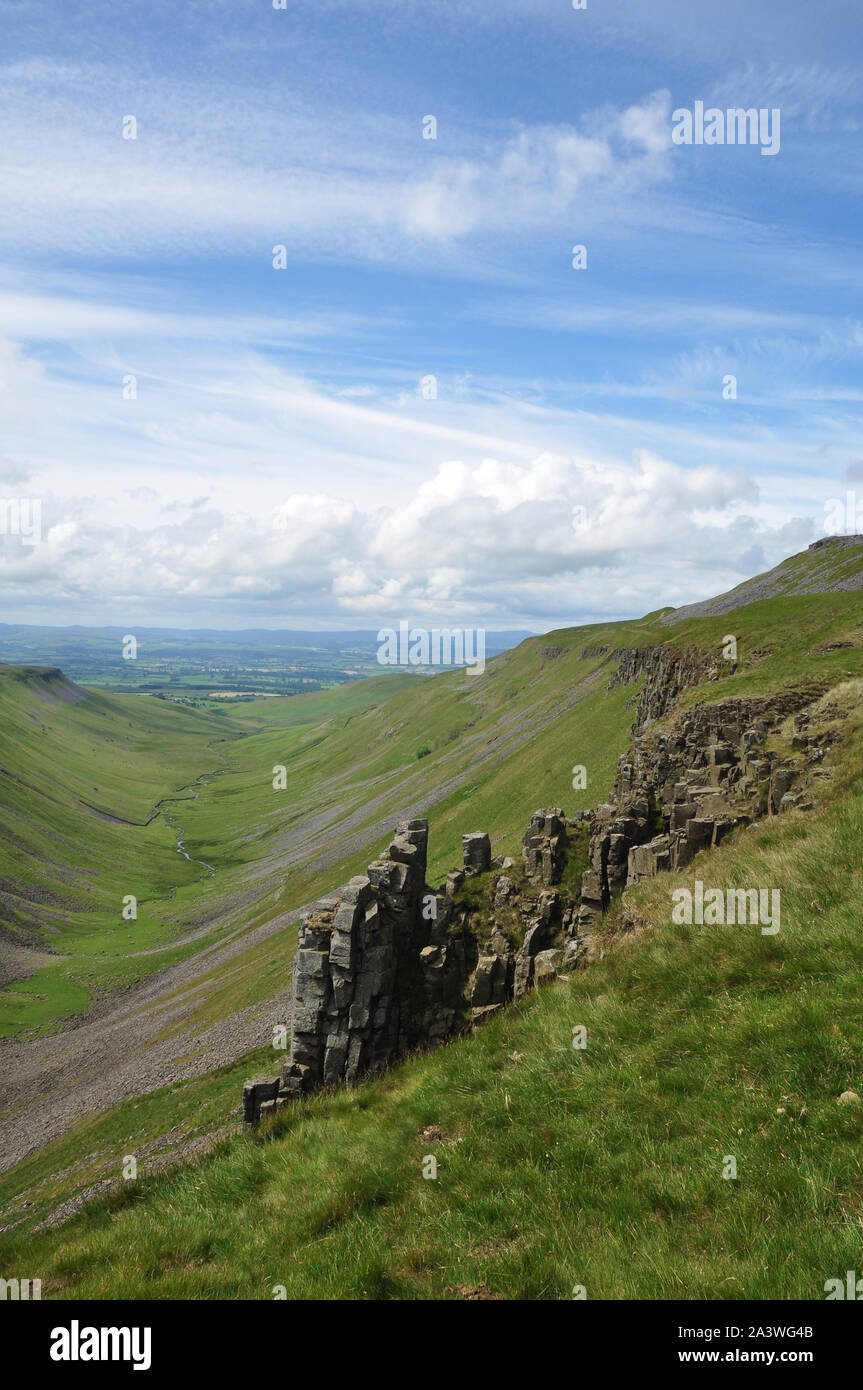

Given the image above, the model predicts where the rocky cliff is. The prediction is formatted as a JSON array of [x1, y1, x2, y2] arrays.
[[243, 644, 839, 1123], [243, 809, 589, 1122], [575, 647, 833, 934]]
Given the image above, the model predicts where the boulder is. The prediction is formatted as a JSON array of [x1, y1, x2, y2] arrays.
[[533, 949, 563, 985], [445, 869, 465, 897], [493, 874, 517, 910], [472, 953, 508, 1007]]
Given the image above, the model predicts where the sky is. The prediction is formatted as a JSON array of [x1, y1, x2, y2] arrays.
[[0, 0, 861, 632]]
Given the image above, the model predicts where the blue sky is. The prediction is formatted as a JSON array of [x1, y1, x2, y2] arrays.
[[0, 0, 861, 630]]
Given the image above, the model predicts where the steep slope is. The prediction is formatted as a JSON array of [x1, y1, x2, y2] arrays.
[[0, 667, 244, 1028], [663, 533, 863, 624], [0, 669, 418, 1035], [8, 539, 863, 1043], [0, 637, 642, 1174], [1, 635, 640, 1040]]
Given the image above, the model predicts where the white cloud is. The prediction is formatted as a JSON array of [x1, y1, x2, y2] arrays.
[[0, 283, 377, 347], [0, 446, 815, 629]]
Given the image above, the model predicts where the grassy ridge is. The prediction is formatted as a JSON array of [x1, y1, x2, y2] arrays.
[[666, 536, 863, 619]]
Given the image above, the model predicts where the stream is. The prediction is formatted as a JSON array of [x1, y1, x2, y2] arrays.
[[148, 745, 235, 897]]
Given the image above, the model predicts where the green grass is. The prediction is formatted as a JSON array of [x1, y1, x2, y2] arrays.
[[0, 667, 248, 1033], [0, 1045, 273, 1231], [5, 584, 863, 1039], [1, 630, 635, 1034], [676, 535, 863, 611], [0, 669, 418, 1034]]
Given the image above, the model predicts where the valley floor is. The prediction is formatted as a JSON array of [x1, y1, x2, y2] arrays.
[[0, 902, 298, 1178]]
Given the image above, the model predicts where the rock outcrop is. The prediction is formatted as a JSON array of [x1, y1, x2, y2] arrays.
[[244, 644, 837, 1122], [522, 809, 568, 886], [284, 819, 458, 1097], [462, 831, 491, 877], [244, 806, 592, 1121], [576, 678, 832, 930]]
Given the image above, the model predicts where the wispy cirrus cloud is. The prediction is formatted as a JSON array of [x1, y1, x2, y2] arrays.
[[0, 60, 677, 263]]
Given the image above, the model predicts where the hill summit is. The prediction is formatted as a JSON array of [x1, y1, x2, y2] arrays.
[[663, 533, 863, 624]]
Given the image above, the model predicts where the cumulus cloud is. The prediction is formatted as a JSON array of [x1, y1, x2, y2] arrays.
[[0, 447, 810, 629]]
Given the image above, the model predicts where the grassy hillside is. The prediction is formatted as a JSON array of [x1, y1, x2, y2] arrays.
[[4, 541, 863, 1294], [0, 667, 242, 1031], [0, 634, 640, 1037], [3, 695, 862, 1299], [8, 560, 863, 1040], [0, 669, 413, 1034]]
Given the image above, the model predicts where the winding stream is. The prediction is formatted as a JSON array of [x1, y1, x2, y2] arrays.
[[149, 745, 235, 895]]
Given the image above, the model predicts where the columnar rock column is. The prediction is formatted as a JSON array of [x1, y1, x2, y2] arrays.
[[286, 819, 431, 1091], [462, 832, 491, 876], [522, 809, 567, 885]]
